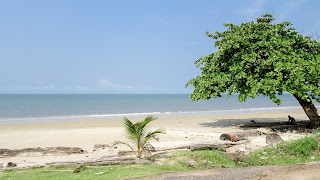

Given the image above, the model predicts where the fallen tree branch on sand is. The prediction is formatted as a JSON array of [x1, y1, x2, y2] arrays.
[[0, 147, 86, 157], [155, 142, 242, 151], [45, 157, 149, 167], [45, 170, 74, 172], [189, 144, 223, 151]]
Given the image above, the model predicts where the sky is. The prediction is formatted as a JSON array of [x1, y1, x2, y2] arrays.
[[0, 0, 319, 94]]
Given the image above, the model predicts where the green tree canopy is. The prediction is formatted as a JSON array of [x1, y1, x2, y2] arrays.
[[186, 14, 320, 127]]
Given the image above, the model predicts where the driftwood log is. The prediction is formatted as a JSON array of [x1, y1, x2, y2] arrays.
[[45, 170, 74, 172], [45, 157, 150, 167], [155, 142, 241, 151], [270, 125, 310, 132], [187, 143, 238, 150], [220, 130, 259, 142], [189, 144, 223, 151], [0, 147, 85, 157]]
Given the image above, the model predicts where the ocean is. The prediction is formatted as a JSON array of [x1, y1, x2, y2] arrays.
[[0, 94, 318, 124]]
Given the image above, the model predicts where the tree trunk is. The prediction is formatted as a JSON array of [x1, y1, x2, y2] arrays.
[[137, 145, 141, 158], [293, 94, 320, 128]]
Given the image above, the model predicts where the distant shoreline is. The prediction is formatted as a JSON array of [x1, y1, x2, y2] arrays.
[[1, 94, 319, 124], [0, 105, 312, 125]]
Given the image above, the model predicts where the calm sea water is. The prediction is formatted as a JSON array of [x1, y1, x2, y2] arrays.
[[0, 94, 318, 124]]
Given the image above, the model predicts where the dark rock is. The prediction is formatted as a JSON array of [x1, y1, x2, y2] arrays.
[[7, 162, 17, 167], [73, 168, 80, 173]]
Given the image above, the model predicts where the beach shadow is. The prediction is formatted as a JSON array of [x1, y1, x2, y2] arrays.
[[200, 117, 286, 128]]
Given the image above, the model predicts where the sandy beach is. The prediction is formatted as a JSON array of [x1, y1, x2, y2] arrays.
[[0, 109, 312, 168]]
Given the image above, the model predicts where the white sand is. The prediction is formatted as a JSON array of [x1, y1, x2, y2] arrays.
[[0, 109, 311, 168]]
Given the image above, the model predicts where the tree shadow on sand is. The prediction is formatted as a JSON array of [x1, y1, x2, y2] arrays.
[[200, 117, 289, 128]]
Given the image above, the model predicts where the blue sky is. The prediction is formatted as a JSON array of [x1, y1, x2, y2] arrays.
[[0, 0, 319, 94]]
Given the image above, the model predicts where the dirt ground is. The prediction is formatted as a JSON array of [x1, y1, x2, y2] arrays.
[[135, 160, 320, 180]]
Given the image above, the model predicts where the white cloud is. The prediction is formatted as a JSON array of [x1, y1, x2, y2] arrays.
[[44, 85, 55, 89], [98, 80, 120, 88], [98, 80, 133, 89], [31, 85, 56, 90]]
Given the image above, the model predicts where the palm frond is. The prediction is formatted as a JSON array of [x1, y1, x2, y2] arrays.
[[113, 141, 137, 156], [135, 116, 157, 137], [119, 116, 165, 158], [136, 116, 157, 132], [144, 128, 166, 142], [124, 117, 138, 141]]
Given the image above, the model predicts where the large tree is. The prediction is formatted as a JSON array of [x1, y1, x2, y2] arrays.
[[186, 14, 320, 128]]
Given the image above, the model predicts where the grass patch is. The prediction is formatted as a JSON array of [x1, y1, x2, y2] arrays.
[[0, 163, 167, 180], [0, 150, 235, 180], [242, 133, 320, 166], [166, 150, 237, 168]]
